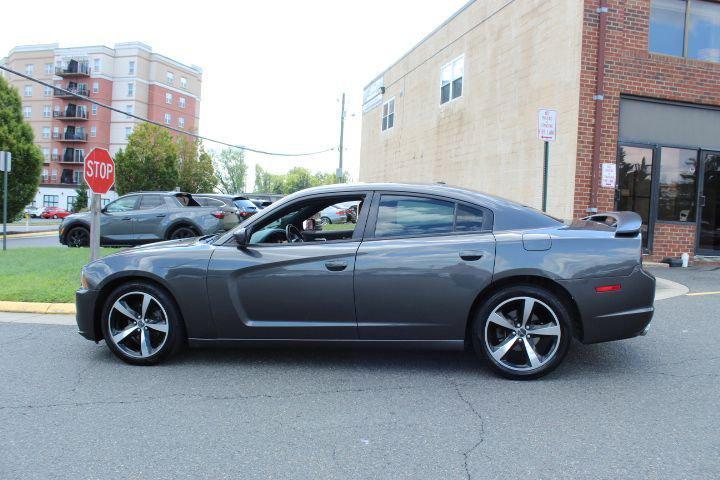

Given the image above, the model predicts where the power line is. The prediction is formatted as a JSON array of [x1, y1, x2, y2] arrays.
[[0, 64, 335, 157]]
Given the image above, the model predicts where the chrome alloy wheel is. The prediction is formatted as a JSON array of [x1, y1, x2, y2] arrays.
[[108, 291, 169, 359], [484, 296, 562, 372]]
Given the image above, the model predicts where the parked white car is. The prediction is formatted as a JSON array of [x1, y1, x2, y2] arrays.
[[319, 204, 349, 225], [25, 206, 44, 218]]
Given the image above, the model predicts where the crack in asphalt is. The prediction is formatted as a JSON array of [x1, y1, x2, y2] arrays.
[[454, 382, 485, 480], [0, 382, 445, 412]]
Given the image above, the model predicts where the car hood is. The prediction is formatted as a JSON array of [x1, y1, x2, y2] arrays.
[[64, 211, 91, 222]]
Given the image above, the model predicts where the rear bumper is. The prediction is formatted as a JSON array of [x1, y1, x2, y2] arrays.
[[560, 266, 655, 344], [76, 288, 101, 341]]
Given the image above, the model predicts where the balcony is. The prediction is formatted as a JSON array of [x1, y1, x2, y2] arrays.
[[59, 132, 88, 143], [60, 150, 85, 164], [53, 86, 89, 98], [53, 109, 88, 121], [55, 62, 90, 78]]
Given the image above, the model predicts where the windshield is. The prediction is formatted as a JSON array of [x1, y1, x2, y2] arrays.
[[234, 199, 257, 209]]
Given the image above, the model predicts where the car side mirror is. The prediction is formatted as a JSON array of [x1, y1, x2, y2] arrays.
[[233, 227, 249, 247]]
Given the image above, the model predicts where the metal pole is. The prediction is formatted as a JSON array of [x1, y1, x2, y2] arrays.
[[542, 141, 549, 212], [2, 152, 8, 251], [338, 93, 345, 182], [89, 192, 100, 261]]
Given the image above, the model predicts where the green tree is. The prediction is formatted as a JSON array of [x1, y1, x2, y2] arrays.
[[254, 165, 349, 195], [74, 182, 88, 212], [177, 137, 217, 193], [114, 123, 179, 195], [0, 76, 42, 221], [214, 148, 248, 194]]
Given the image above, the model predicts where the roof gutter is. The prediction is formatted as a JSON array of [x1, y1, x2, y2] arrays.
[[588, 0, 609, 213]]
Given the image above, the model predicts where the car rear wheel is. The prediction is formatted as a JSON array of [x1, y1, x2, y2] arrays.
[[169, 226, 198, 240], [320, 216, 331, 226], [52, 214, 58, 219], [66, 226, 89, 247], [472, 285, 571, 380], [101, 282, 185, 365]]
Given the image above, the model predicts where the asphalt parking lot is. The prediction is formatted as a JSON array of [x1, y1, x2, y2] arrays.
[[1, 266, 719, 479]]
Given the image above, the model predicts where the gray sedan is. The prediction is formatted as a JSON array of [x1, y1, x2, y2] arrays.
[[75, 183, 654, 379]]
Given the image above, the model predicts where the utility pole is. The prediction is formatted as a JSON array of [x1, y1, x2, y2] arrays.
[[337, 93, 345, 182], [1, 151, 11, 251]]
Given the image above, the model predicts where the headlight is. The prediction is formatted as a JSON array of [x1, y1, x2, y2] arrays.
[[80, 269, 89, 289]]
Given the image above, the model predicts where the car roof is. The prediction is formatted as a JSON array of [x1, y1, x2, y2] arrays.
[[194, 194, 249, 200]]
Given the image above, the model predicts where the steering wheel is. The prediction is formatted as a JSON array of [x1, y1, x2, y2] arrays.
[[285, 224, 304, 243]]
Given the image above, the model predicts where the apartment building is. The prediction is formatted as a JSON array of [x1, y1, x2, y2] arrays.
[[360, 0, 720, 260], [0, 42, 202, 211]]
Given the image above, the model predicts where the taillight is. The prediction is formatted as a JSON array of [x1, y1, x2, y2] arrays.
[[211, 211, 225, 219], [595, 284, 621, 293]]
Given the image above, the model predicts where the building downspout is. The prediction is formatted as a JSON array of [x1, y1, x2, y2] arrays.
[[589, 0, 609, 213]]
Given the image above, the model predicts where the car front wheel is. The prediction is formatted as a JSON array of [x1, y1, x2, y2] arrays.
[[66, 226, 89, 247], [472, 285, 571, 380], [101, 282, 185, 365]]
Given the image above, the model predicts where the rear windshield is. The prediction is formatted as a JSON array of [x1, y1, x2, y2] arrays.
[[234, 199, 257, 209]]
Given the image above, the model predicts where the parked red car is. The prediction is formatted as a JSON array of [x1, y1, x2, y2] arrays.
[[41, 206, 71, 219]]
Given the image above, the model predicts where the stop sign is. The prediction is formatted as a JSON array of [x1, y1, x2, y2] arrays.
[[84, 148, 115, 194]]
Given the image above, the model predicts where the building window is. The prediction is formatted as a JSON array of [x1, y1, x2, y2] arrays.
[[91, 104, 98, 116], [93, 58, 101, 73], [164, 113, 171, 124], [128, 61, 136, 75], [52, 148, 58, 160], [42, 127, 51, 139], [125, 126, 132, 139], [167, 72, 174, 84], [178, 117, 185, 128], [44, 63, 53, 75], [42, 148, 50, 160], [381, 98, 395, 131], [50, 169, 58, 181], [67, 196, 77, 211], [92, 81, 99, 93], [127, 82, 134, 96], [90, 126, 97, 137], [24, 85, 32, 97], [73, 171, 83, 185], [25, 64, 34, 75], [165, 92, 173, 104], [440, 55, 464, 104], [53, 127, 59, 138], [650, 0, 720, 63], [179, 97, 186, 108], [41, 170, 49, 182], [180, 77, 187, 89], [23, 106, 31, 118], [43, 195, 58, 207], [125, 104, 133, 118], [43, 86, 52, 96], [657, 147, 698, 222], [43, 105, 51, 118]]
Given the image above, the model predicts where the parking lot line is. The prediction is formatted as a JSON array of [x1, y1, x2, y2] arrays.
[[686, 291, 720, 297]]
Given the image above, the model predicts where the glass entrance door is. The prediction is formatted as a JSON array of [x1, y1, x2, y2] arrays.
[[617, 145, 655, 250], [697, 151, 720, 254]]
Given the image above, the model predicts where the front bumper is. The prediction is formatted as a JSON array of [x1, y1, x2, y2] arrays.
[[76, 288, 101, 341], [560, 266, 655, 344]]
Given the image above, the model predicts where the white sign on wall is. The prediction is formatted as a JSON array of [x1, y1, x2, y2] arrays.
[[537, 109, 557, 142], [601, 163, 616, 188]]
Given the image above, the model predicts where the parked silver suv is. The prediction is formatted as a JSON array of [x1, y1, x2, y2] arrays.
[[59, 192, 239, 247]]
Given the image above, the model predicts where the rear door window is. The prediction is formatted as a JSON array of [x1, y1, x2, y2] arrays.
[[138, 195, 165, 210], [455, 204, 486, 232], [373, 195, 455, 238]]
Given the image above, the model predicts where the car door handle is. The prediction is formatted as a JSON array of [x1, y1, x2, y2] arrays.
[[325, 261, 348, 271], [459, 250, 483, 261], [121, 217, 131, 221], [156, 214, 166, 218]]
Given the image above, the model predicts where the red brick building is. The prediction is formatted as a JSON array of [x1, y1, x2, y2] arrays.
[[360, 0, 720, 260]]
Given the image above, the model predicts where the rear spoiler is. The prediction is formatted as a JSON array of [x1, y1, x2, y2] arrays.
[[581, 211, 642, 237]]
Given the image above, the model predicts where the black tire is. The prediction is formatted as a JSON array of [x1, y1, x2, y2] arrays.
[[320, 216, 331, 226], [65, 226, 89, 247], [101, 281, 185, 366], [168, 225, 199, 240], [471, 285, 571, 380]]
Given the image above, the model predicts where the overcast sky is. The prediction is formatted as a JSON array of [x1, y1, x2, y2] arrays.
[[1, 0, 468, 188]]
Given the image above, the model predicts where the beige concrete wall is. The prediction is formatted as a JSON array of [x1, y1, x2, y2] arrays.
[[359, 0, 584, 220]]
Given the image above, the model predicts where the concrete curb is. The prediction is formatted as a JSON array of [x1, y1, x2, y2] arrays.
[[4, 231, 57, 238], [0, 301, 75, 314]]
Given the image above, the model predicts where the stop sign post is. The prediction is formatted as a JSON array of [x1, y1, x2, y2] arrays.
[[84, 148, 115, 261]]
